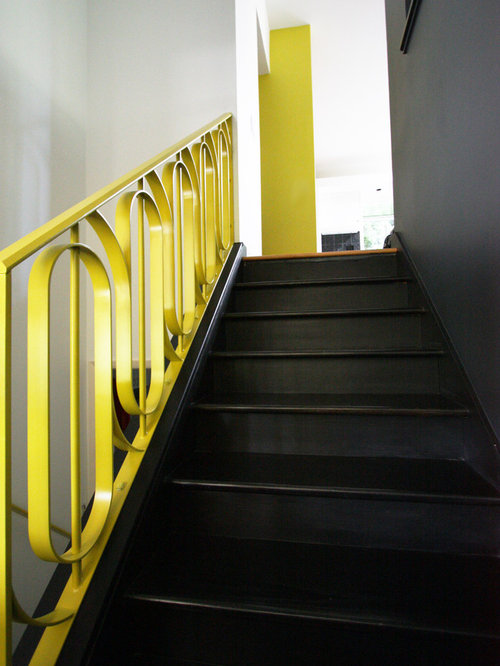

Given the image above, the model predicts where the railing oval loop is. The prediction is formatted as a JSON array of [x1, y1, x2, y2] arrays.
[[161, 160, 197, 338], [216, 124, 233, 254], [12, 592, 72, 628], [191, 136, 219, 286], [27, 243, 114, 564], [114, 191, 174, 414], [86, 211, 157, 452], [180, 147, 206, 297]]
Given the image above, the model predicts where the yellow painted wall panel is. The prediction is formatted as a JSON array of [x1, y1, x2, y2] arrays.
[[259, 26, 316, 255]]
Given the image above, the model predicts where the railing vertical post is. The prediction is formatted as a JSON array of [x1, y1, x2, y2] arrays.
[[137, 181, 147, 436], [227, 116, 234, 246], [200, 146, 207, 302], [70, 226, 82, 586], [0, 271, 12, 665], [176, 163, 185, 353]]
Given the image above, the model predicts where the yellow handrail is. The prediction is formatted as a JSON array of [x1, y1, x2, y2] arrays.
[[0, 114, 233, 664], [0, 113, 232, 274]]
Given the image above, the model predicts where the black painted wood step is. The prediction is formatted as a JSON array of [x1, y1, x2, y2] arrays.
[[194, 392, 469, 415], [208, 351, 446, 394], [116, 597, 500, 665], [109, 530, 500, 664], [192, 408, 470, 459], [172, 453, 500, 504], [211, 349, 443, 358], [229, 276, 411, 312], [219, 308, 436, 351], [224, 306, 424, 317], [127, 658, 215, 666], [127, 533, 499, 638], [241, 251, 400, 282], [235, 275, 410, 288], [168, 486, 500, 555]]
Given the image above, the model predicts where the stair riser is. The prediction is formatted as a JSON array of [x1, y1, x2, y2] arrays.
[[230, 281, 410, 312], [167, 488, 500, 554], [241, 254, 399, 282], [192, 411, 467, 459], [220, 313, 424, 351], [209, 356, 442, 394], [116, 600, 500, 666], [130, 534, 499, 630]]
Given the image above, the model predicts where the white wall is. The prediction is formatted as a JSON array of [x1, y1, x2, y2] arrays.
[[86, 0, 264, 255], [265, 0, 392, 178], [86, 0, 238, 193], [84, 0, 238, 490], [256, 1, 271, 76], [0, 0, 88, 648], [0, 0, 265, 651], [316, 179, 364, 249], [234, 0, 268, 255], [316, 174, 394, 251]]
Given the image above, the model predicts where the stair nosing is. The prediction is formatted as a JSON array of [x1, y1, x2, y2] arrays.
[[210, 348, 446, 358], [234, 276, 411, 289], [127, 594, 499, 640], [209, 349, 446, 359], [224, 307, 427, 320], [170, 478, 500, 505], [243, 249, 398, 261], [192, 402, 470, 416]]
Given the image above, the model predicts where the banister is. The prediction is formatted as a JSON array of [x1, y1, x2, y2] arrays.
[[0, 113, 234, 664]]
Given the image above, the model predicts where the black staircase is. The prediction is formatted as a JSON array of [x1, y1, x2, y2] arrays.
[[86, 250, 499, 664]]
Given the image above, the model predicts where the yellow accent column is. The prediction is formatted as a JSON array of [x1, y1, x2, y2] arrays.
[[259, 26, 317, 255]]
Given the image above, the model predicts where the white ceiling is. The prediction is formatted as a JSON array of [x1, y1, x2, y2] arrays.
[[264, 0, 393, 179]]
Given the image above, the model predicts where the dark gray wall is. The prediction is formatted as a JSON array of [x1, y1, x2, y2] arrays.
[[385, 0, 500, 440]]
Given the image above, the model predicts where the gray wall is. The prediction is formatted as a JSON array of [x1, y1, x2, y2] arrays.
[[385, 0, 500, 441]]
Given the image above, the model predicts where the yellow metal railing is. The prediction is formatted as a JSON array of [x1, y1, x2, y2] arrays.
[[0, 114, 233, 664]]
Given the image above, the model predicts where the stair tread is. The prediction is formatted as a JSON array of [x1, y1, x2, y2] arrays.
[[129, 594, 499, 639], [127, 533, 500, 637], [235, 275, 411, 289], [243, 249, 398, 261], [172, 453, 500, 502], [131, 649, 215, 666], [210, 349, 444, 358], [224, 306, 427, 319], [129, 658, 215, 666], [193, 393, 470, 415]]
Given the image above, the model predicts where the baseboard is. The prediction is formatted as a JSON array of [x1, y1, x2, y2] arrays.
[[390, 231, 500, 487]]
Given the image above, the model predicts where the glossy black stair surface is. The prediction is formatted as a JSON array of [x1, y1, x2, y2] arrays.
[[88, 250, 500, 665]]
